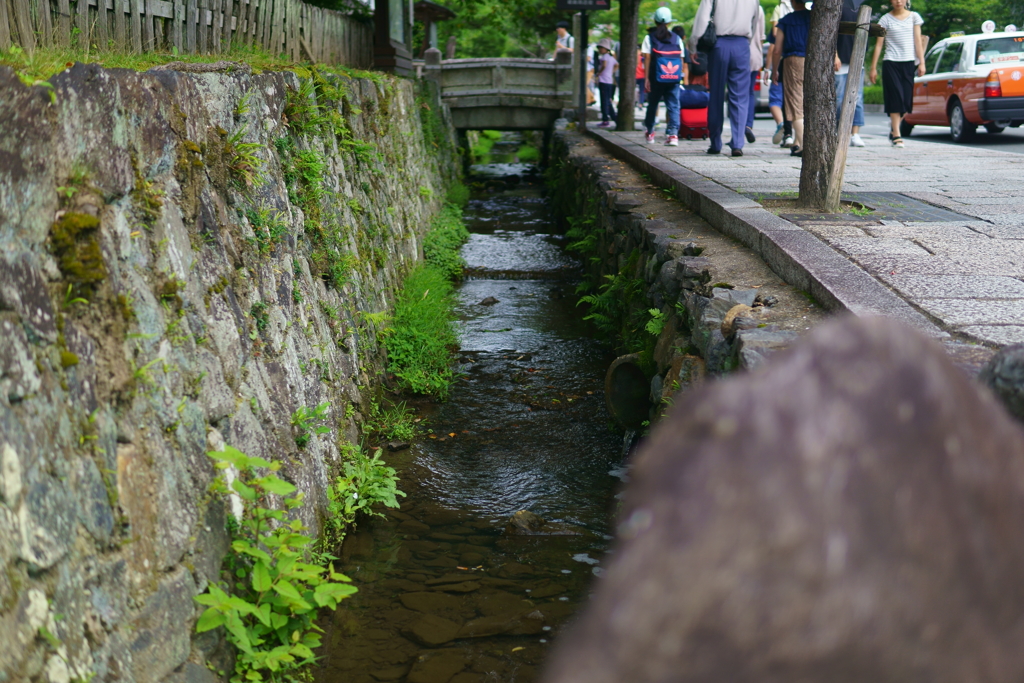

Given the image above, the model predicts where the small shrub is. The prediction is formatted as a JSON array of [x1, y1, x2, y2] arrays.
[[517, 144, 541, 162], [196, 446, 358, 683], [291, 401, 330, 447], [324, 443, 405, 543]]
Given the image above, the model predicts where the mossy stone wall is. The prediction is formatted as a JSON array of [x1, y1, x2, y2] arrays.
[[0, 62, 457, 682]]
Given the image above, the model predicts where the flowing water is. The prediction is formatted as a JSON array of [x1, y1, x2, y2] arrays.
[[316, 139, 625, 683]]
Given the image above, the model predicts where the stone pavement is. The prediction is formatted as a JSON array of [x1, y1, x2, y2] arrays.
[[594, 127, 1024, 347]]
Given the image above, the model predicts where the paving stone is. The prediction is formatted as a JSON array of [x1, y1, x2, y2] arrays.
[[827, 238, 930, 257], [916, 299, 1024, 326], [881, 275, 1024, 300], [960, 326, 1024, 346]]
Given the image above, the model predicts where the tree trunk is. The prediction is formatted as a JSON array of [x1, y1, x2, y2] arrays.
[[617, 0, 641, 132], [797, 0, 843, 209]]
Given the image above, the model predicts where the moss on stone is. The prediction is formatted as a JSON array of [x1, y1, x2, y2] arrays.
[[50, 212, 107, 285], [60, 351, 79, 368]]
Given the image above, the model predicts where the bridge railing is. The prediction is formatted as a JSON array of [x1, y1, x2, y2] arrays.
[[424, 51, 573, 109], [0, 0, 372, 68]]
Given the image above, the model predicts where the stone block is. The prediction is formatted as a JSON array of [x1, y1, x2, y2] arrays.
[[0, 317, 41, 403], [734, 327, 799, 371], [0, 255, 57, 343], [403, 614, 462, 646], [652, 314, 681, 374], [162, 662, 220, 683], [130, 569, 196, 683], [18, 475, 75, 569], [543, 317, 1024, 683]]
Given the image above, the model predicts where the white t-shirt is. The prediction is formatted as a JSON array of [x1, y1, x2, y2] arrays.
[[879, 11, 923, 62], [770, 0, 793, 25], [556, 33, 575, 50], [641, 34, 651, 54]]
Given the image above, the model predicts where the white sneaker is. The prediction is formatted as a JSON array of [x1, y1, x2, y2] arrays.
[[781, 135, 794, 148], [850, 133, 865, 147]]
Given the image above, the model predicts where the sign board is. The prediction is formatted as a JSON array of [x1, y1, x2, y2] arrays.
[[556, 0, 611, 11]]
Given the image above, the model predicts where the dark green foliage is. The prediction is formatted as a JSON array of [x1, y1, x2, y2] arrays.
[[246, 207, 289, 255], [196, 447, 358, 682], [446, 181, 471, 207], [385, 265, 460, 397], [423, 205, 470, 281]]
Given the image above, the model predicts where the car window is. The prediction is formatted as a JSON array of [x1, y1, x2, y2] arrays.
[[924, 45, 944, 74], [937, 42, 963, 72], [975, 36, 1024, 64]]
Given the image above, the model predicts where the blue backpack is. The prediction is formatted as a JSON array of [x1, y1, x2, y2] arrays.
[[650, 32, 683, 84]]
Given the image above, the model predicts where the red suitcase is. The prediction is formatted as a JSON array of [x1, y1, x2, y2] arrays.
[[679, 107, 709, 140]]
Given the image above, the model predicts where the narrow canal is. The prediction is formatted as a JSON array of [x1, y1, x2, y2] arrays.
[[316, 136, 625, 683]]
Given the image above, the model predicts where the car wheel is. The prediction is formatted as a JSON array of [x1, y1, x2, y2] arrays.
[[985, 123, 1006, 134], [950, 102, 976, 143], [899, 120, 914, 137]]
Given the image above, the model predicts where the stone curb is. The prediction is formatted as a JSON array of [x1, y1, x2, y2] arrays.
[[587, 128, 948, 339]]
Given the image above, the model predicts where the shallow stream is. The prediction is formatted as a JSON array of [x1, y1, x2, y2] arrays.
[[316, 139, 624, 683]]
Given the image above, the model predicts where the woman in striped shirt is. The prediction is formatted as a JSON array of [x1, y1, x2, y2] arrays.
[[868, 0, 924, 148]]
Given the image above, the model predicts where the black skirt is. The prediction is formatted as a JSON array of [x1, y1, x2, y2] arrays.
[[882, 60, 915, 115]]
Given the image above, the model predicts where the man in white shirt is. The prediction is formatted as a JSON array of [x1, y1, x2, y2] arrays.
[[691, 0, 762, 156], [556, 21, 575, 53]]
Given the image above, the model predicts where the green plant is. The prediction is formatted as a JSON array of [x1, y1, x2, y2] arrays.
[[324, 443, 405, 543], [365, 399, 417, 441], [251, 301, 270, 332], [445, 181, 470, 207], [246, 206, 289, 255], [196, 446, 357, 682], [418, 186, 434, 200], [645, 308, 666, 336], [291, 402, 331, 448], [63, 283, 88, 308], [383, 265, 459, 397], [226, 125, 265, 188], [422, 204, 470, 280]]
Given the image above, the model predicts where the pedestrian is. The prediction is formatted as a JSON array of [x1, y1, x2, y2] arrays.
[[691, 0, 761, 156], [835, 0, 867, 146], [767, 0, 794, 146], [596, 38, 619, 127], [555, 21, 575, 53], [671, 25, 692, 83], [744, 6, 766, 144], [868, 0, 924, 148], [771, 0, 811, 156], [636, 44, 647, 107], [643, 8, 684, 146]]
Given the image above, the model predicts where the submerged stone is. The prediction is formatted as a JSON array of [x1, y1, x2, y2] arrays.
[[403, 614, 462, 647]]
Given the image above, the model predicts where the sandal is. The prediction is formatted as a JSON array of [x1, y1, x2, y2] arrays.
[[891, 136, 904, 148]]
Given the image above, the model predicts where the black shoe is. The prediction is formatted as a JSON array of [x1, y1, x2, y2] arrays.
[[732, 147, 744, 157], [707, 147, 721, 155], [745, 126, 756, 143], [790, 145, 802, 157]]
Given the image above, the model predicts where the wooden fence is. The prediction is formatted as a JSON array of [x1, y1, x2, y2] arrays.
[[0, 0, 373, 67]]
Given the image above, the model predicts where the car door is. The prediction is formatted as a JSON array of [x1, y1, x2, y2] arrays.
[[935, 41, 965, 122], [913, 44, 945, 122]]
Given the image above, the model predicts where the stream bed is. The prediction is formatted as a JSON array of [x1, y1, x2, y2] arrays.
[[316, 144, 625, 683]]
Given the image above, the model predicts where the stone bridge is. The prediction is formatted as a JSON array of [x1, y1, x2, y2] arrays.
[[423, 50, 573, 131]]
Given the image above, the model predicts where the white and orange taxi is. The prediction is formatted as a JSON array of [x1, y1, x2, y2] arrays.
[[903, 24, 1024, 142]]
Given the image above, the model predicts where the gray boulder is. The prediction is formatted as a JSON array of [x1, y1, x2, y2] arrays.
[[543, 316, 1024, 683], [979, 343, 1024, 422]]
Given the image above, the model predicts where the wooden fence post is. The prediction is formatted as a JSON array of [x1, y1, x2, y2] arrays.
[[37, 0, 53, 47], [0, 0, 12, 50]]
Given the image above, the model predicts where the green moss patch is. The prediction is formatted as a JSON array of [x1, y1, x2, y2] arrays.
[[50, 212, 107, 286]]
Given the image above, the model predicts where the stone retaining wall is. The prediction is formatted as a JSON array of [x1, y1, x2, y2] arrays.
[[550, 127, 802, 424], [0, 63, 457, 682]]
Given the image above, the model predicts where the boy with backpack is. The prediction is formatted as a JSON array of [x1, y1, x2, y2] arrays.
[[643, 7, 684, 146]]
